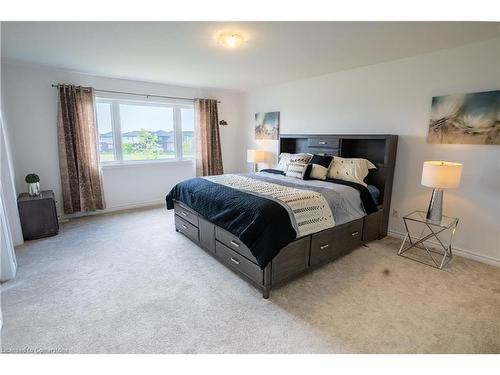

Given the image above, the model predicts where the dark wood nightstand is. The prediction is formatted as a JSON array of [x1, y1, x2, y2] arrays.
[[17, 190, 59, 241]]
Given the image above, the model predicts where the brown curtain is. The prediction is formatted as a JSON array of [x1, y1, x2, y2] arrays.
[[194, 99, 224, 176], [57, 85, 105, 214]]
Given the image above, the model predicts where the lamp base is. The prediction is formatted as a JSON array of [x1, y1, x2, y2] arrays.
[[426, 188, 443, 222], [249, 163, 258, 173]]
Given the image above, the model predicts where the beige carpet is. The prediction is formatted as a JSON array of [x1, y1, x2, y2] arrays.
[[1, 207, 499, 353]]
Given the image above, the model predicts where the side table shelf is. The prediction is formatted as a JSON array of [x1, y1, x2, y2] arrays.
[[398, 210, 459, 269]]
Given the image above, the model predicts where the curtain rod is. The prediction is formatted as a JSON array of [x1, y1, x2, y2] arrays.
[[51, 84, 221, 103]]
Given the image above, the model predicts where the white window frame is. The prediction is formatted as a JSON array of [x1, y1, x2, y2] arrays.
[[95, 94, 195, 166]]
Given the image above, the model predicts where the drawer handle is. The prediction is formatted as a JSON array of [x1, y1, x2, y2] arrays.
[[230, 257, 240, 265], [181, 211, 187, 216], [320, 244, 329, 250], [181, 224, 187, 229], [230, 240, 240, 248], [351, 231, 359, 236], [318, 141, 327, 145]]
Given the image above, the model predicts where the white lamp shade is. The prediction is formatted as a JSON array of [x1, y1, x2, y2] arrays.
[[421, 161, 463, 189], [247, 149, 265, 163]]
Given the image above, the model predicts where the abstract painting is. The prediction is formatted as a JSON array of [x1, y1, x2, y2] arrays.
[[255, 112, 279, 140], [427, 90, 500, 145]]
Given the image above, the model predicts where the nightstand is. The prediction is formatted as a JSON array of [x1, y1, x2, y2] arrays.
[[398, 210, 459, 269], [17, 190, 59, 241]]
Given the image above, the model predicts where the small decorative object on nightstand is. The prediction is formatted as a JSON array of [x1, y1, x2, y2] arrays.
[[247, 149, 265, 172], [25, 173, 41, 197], [398, 211, 459, 269], [17, 190, 59, 241]]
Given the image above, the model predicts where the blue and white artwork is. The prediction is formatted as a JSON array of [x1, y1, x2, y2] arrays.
[[427, 90, 500, 145], [255, 112, 279, 140]]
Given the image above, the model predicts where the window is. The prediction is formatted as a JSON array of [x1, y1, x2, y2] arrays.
[[96, 95, 195, 163], [96, 102, 114, 161], [181, 107, 195, 158]]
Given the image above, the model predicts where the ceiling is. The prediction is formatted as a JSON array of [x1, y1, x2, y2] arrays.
[[1, 22, 498, 91]]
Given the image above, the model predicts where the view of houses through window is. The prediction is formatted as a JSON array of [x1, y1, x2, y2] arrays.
[[96, 96, 195, 163]]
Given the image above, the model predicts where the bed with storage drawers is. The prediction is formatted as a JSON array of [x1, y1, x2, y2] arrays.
[[166, 134, 398, 298]]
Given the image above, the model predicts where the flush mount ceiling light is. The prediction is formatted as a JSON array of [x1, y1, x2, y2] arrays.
[[217, 33, 244, 49]]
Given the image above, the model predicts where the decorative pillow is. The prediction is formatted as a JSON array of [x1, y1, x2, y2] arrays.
[[276, 153, 312, 172], [275, 153, 292, 172], [309, 154, 334, 168], [327, 157, 377, 186], [302, 154, 333, 180], [285, 162, 309, 179], [308, 164, 329, 180], [289, 153, 313, 164]]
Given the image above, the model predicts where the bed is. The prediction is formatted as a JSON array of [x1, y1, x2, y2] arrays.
[[166, 134, 398, 298]]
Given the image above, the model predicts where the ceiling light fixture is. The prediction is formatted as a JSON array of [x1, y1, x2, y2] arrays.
[[217, 33, 244, 49]]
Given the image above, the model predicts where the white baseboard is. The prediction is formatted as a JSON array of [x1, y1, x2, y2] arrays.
[[59, 200, 165, 222], [388, 229, 500, 268]]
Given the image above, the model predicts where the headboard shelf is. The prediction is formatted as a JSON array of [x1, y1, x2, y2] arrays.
[[279, 133, 398, 237], [279, 134, 395, 164]]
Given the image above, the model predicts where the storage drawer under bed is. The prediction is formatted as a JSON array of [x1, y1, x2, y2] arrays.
[[215, 227, 257, 264], [310, 218, 363, 266], [215, 241, 263, 285], [174, 202, 199, 227], [175, 215, 199, 243]]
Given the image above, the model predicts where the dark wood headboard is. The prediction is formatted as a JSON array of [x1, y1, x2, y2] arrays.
[[279, 134, 398, 236]]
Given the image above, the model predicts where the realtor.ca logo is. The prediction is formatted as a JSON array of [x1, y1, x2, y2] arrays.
[[2, 347, 69, 354]]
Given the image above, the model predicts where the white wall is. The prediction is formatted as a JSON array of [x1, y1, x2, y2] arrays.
[[1, 63, 245, 217], [204, 87, 247, 175], [244, 38, 500, 265]]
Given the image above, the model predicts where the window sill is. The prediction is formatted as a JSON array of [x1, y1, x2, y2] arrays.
[[100, 159, 194, 169]]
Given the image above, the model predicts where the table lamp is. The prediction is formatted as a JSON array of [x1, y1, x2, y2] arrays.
[[247, 149, 265, 172], [421, 161, 463, 222]]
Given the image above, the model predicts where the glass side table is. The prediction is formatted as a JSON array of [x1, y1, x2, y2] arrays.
[[398, 211, 459, 269]]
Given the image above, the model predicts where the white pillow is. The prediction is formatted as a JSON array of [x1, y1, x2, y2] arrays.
[[276, 153, 312, 172], [276, 153, 292, 172], [327, 157, 376, 186], [285, 162, 309, 179], [308, 164, 329, 180]]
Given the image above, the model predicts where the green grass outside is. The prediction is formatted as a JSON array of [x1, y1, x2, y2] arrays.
[[100, 150, 194, 162]]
